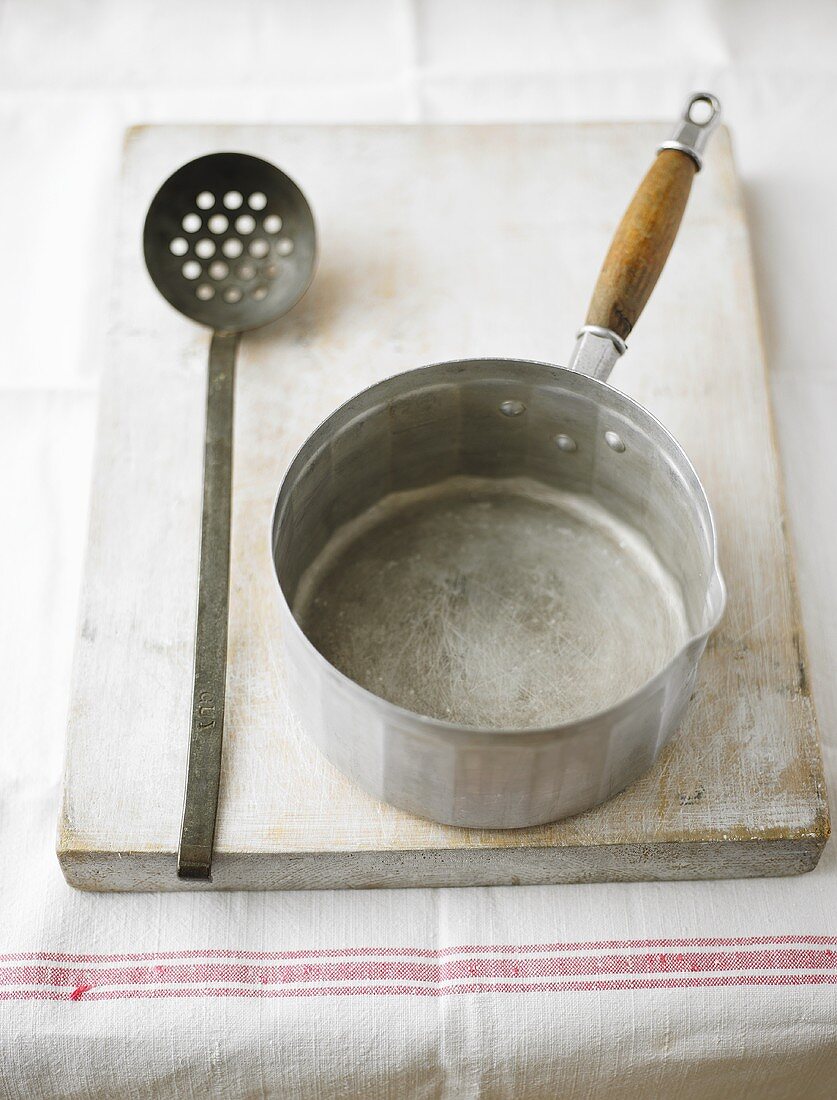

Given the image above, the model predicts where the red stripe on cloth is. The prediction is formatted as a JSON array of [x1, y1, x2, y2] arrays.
[[2, 935, 837, 965], [2, 942, 837, 1000], [3, 972, 837, 1002], [4, 947, 837, 990]]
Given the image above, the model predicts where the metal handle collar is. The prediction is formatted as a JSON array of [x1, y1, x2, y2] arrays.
[[567, 325, 627, 382]]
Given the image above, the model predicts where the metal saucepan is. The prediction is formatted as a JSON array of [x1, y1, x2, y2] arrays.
[[271, 94, 726, 829]]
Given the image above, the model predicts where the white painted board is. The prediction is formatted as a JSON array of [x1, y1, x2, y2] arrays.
[[58, 123, 828, 890]]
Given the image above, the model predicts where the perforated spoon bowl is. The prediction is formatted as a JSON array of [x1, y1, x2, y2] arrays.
[[144, 152, 316, 880]]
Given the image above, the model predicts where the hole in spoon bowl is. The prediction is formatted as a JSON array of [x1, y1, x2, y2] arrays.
[[222, 238, 243, 259]]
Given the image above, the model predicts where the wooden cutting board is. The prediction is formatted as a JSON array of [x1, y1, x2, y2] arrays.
[[58, 122, 829, 890]]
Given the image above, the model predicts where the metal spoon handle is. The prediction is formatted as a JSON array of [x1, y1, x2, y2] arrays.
[[177, 329, 240, 880]]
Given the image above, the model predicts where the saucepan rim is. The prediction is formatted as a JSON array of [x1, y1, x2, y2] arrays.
[[270, 355, 727, 740]]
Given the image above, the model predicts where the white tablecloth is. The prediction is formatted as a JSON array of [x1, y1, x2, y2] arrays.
[[3, 2, 837, 1096]]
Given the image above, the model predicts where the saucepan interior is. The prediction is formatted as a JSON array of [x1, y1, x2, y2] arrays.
[[272, 358, 724, 733]]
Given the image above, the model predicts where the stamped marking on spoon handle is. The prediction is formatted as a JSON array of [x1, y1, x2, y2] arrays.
[[177, 329, 240, 880]]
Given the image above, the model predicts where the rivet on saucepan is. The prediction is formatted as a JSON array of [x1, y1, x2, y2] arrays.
[[554, 433, 577, 453], [604, 430, 626, 453], [499, 399, 525, 417]]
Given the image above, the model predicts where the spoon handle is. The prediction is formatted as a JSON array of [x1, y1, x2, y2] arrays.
[[177, 329, 240, 880]]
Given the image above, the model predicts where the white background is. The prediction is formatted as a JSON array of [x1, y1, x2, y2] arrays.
[[2, 2, 837, 1096]]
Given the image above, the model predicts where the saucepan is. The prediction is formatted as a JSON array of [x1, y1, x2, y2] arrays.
[[271, 93, 727, 829]]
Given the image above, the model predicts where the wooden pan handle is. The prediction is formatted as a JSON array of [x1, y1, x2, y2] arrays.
[[575, 93, 721, 368], [585, 149, 697, 341]]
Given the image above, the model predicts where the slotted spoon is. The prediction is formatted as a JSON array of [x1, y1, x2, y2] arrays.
[[144, 152, 316, 878]]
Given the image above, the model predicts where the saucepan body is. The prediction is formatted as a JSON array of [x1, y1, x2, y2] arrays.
[[271, 357, 725, 828]]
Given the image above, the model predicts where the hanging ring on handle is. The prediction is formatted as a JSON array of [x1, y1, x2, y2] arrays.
[[657, 91, 722, 171]]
